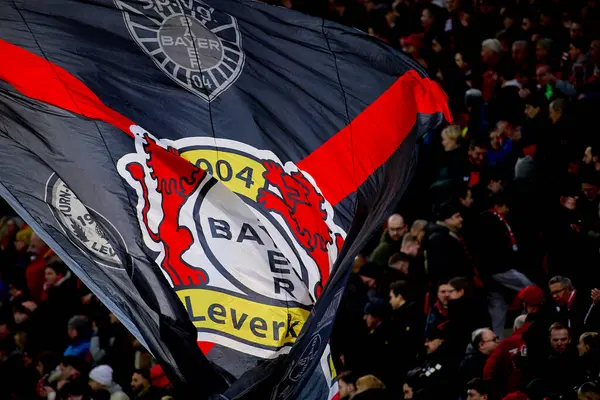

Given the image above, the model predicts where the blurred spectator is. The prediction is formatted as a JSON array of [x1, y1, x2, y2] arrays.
[[338, 370, 359, 400], [130, 368, 162, 400], [64, 316, 91, 358], [460, 328, 498, 385], [370, 214, 408, 267], [89, 365, 129, 400]]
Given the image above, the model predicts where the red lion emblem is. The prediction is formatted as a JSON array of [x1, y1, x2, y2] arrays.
[[257, 161, 343, 297], [126, 134, 208, 287]]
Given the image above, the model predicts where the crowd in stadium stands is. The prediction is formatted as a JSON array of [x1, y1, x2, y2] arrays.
[[262, 0, 600, 399], [0, 214, 172, 398], [0, 0, 600, 399]]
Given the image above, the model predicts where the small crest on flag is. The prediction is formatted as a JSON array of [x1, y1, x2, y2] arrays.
[[45, 174, 127, 270], [116, 0, 245, 101]]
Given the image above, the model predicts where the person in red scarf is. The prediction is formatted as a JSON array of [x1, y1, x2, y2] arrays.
[[424, 283, 452, 338], [475, 193, 534, 339], [548, 275, 591, 341]]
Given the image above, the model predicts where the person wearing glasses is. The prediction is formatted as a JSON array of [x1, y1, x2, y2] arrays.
[[460, 328, 499, 386], [549, 276, 591, 340]]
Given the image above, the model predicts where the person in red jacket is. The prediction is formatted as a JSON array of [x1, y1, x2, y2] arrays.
[[24, 232, 55, 303], [483, 285, 545, 395]]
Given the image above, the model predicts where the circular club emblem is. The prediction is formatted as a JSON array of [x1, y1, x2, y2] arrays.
[[117, 128, 347, 357], [45, 174, 127, 270], [116, 0, 245, 101]]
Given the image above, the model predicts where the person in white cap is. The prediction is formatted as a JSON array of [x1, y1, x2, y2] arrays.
[[88, 365, 130, 400]]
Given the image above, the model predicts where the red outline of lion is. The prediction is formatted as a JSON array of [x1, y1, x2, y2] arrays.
[[257, 161, 343, 297], [126, 134, 209, 287]]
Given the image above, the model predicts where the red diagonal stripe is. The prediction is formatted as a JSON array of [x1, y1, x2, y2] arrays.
[[0, 38, 450, 208], [0, 39, 134, 136], [298, 70, 450, 206]]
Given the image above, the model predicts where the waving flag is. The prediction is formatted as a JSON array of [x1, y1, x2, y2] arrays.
[[0, 0, 450, 398]]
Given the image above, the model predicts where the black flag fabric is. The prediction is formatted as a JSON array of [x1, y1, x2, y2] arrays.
[[0, 0, 450, 398]]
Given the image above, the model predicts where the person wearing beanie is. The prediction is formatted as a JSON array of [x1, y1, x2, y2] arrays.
[[64, 315, 92, 358], [89, 365, 130, 400], [518, 286, 545, 312]]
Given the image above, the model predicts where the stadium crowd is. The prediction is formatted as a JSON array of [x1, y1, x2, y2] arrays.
[[280, 0, 600, 399], [0, 0, 600, 399], [0, 211, 173, 398]]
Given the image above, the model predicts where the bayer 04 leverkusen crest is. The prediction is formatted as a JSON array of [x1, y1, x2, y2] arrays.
[[116, 126, 346, 358], [115, 0, 245, 101]]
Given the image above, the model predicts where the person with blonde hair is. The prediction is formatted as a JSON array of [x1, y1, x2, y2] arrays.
[[441, 125, 462, 152], [437, 125, 469, 183], [353, 374, 386, 399]]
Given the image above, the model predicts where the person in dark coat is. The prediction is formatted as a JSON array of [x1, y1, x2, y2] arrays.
[[370, 214, 408, 267], [521, 92, 549, 150], [357, 302, 393, 385], [352, 375, 389, 400], [35, 261, 80, 353], [411, 328, 461, 400], [476, 193, 534, 339], [377, 253, 411, 300], [387, 280, 423, 382], [445, 277, 491, 359], [425, 283, 451, 338], [0, 335, 32, 399], [131, 369, 163, 400], [423, 200, 474, 290], [437, 125, 470, 184], [537, 323, 583, 397], [577, 332, 600, 385], [465, 378, 495, 400], [460, 328, 499, 385], [548, 275, 591, 341], [332, 262, 381, 370]]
